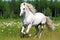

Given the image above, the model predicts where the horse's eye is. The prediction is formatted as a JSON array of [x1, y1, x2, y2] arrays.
[[23, 8, 25, 10]]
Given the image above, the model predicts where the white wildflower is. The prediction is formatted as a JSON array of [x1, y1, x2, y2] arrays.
[[18, 21, 20, 23], [1, 30, 4, 32]]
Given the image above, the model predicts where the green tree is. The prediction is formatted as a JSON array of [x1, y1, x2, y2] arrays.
[[44, 7, 51, 16], [3, 2, 11, 18], [10, 0, 16, 14], [0, 0, 4, 19]]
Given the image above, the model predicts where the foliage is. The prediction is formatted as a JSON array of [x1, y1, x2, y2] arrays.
[[0, 0, 60, 19], [0, 18, 60, 40], [44, 7, 51, 16]]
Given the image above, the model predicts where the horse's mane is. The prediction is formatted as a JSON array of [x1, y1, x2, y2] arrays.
[[21, 2, 36, 14]]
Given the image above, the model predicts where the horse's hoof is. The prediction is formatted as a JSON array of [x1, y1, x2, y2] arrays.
[[28, 34, 32, 37], [20, 32, 26, 37], [25, 33, 32, 37], [21, 32, 32, 37]]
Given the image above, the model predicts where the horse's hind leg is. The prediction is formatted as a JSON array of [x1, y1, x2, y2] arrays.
[[39, 24, 44, 38], [34, 25, 39, 38]]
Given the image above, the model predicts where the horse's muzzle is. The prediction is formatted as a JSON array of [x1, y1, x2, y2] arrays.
[[20, 13, 23, 16]]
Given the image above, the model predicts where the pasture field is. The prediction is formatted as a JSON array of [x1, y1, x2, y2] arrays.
[[0, 17, 60, 40]]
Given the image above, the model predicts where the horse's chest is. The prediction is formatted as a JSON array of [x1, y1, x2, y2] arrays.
[[22, 19, 28, 25], [22, 17, 33, 25]]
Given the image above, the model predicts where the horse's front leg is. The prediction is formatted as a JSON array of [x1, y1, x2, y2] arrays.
[[21, 25, 25, 34], [21, 25, 27, 37], [25, 24, 32, 36]]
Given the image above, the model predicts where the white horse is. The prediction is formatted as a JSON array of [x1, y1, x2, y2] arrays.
[[20, 2, 55, 38]]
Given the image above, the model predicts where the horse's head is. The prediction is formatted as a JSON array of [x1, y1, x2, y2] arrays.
[[20, 2, 36, 16], [20, 3, 26, 16]]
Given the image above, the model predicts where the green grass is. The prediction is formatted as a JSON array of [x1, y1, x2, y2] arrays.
[[0, 27, 60, 40], [0, 18, 60, 40]]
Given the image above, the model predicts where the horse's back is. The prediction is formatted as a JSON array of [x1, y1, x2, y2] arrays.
[[33, 12, 46, 25], [35, 12, 45, 17]]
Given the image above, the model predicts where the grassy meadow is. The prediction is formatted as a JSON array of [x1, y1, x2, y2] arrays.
[[0, 17, 60, 40]]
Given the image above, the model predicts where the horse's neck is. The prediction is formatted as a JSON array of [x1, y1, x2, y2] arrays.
[[25, 8, 34, 18]]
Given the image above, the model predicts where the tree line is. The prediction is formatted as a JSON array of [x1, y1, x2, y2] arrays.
[[0, 0, 60, 19]]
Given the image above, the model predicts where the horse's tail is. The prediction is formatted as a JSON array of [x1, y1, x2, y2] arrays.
[[46, 17, 55, 31]]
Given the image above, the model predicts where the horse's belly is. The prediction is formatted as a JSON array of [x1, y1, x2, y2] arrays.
[[33, 19, 41, 25]]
